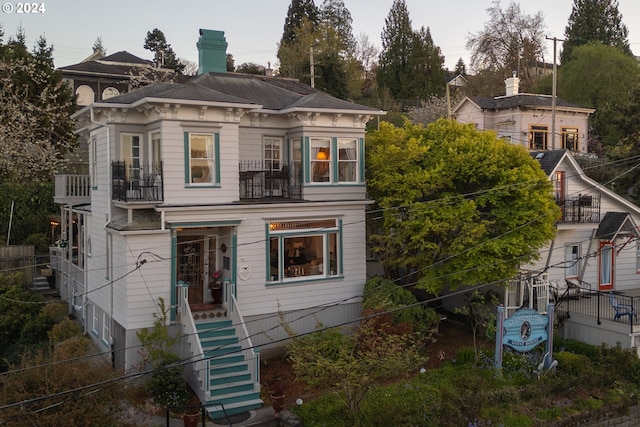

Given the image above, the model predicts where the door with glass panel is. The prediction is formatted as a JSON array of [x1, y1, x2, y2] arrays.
[[264, 137, 282, 196]]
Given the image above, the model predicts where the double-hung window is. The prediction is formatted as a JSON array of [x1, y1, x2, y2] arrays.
[[338, 138, 358, 182], [562, 127, 579, 151], [310, 138, 331, 183], [102, 312, 110, 345], [267, 219, 341, 283], [565, 244, 580, 278], [599, 241, 614, 290], [92, 305, 100, 336], [529, 126, 548, 150], [308, 137, 362, 184], [184, 132, 219, 185]]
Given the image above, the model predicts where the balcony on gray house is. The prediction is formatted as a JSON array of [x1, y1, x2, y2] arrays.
[[111, 161, 163, 202], [54, 175, 91, 205], [558, 194, 600, 223], [239, 160, 302, 200]]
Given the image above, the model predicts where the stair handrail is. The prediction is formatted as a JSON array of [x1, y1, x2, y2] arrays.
[[177, 283, 208, 403], [225, 280, 261, 394]]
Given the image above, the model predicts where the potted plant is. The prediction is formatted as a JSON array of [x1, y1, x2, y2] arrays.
[[270, 381, 286, 416], [208, 270, 224, 303], [182, 396, 201, 427]]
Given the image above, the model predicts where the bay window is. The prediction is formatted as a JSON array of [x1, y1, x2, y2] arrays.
[[268, 219, 340, 283]]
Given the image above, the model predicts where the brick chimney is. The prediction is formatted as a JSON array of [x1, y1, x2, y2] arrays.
[[505, 72, 519, 96], [197, 29, 228, 75]]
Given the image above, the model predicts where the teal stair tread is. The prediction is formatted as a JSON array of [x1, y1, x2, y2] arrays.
[[205, 346, 243, 358], [208, 354, 245, 365], [209, 361, 248, 375], [210, 372, 252, 385], [197, 328, 236, 339], [196, 320, 233, 330], [210, 381, 256, 396], [200, 336, 239, 347]]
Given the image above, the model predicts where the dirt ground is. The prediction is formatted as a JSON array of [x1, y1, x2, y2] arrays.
[[259, 318, 489, 408]]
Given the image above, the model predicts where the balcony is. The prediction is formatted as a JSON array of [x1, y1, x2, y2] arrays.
[[558, 194, 600, 223], [239, 160, 302, 200], [112, 161, 163, 203], [54, 174, 91, 205]]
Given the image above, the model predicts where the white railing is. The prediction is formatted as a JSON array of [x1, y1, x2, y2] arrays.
[[224, 281, 260, 392], [54, 175, 91, 201], [177, 284, 209, 403], [506, 272, 551, 316]]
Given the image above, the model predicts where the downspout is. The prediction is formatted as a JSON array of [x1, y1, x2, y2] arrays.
[[89, 107, 112, 342], [580, 229, 598, 280]]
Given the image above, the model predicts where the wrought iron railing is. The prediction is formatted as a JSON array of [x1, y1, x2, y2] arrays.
[[558, 288, 639, 334], [111, 161, 163, 202], [239, 160, 302, 200], [557, 194, 600, 223]]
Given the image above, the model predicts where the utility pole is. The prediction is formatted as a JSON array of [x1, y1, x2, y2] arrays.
[[310, 45, 315, 88], [546, 36, 565, 150]]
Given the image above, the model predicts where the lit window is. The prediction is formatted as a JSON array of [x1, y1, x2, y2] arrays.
[[185, 133, 218, 185], [562, 128, 578, 151], [529, 126, 548, 150], [310, 138, 331, 182], [268, 219, 340, 283]]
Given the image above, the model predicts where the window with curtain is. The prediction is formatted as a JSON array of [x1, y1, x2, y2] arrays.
[[565, 244, 580, 277], [310, 138, 331, 182], [599, 242, 613, 289], [338, 138, 357, 182], [189, 133, 215, 184]]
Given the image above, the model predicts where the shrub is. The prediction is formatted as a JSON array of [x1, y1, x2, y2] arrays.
[[146, 353, 190, 409]]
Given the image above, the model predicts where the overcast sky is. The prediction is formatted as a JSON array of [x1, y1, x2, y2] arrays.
[[1, 0, 639, 70]]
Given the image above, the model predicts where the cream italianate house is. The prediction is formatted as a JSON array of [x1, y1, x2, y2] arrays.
[[51, 29, 384, 417], [453, 75, 595, 154]]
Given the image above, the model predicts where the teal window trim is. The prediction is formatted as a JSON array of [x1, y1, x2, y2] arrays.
[[303, 136, 310, 183], [170, 232, 177, 321], [168, 220, 241, 228], [231, 233, 237, 298], [359, 137, 365, 183], [183, 132, 190, 184], [331, 137, 338, 182], [338, 218, 343, 275], [184, 131, 220, 185], [214, 133, 221, 183]]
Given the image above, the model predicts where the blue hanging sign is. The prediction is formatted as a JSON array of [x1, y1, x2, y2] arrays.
[[495, 304, 556, 373], [502, 308, 549, 352]]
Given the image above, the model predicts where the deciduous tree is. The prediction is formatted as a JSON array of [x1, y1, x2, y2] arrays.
[[366, 120, 559, 293], [561, 0, 632, 64], [466, 0, 546, 92]]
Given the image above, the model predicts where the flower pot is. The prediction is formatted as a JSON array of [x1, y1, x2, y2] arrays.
[[183, 412, 199, 427], [209, 282, 223, 303], [271, 393, 286, 415]]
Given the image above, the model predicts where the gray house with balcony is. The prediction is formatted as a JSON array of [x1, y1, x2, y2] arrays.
[[51, 29, 384, 418]]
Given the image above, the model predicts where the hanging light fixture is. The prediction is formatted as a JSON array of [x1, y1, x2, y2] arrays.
[[316, 150, 327, 160]]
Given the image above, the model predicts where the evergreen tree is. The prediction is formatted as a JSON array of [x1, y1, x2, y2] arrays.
[[280, 0, 319, 45], [561, 0, 632, 64], [315, 49, 349, 99], [378, 0, 445, 103], [377, 0, 414, 101], [408, 26, 445, 99], [143, 28, 185, 74], [454, 57, 467, 76], [92, 36, 106, 54], [319, 0, 356, 54]]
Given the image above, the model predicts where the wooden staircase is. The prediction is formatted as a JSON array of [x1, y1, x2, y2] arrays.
[[195, 318, 263, 419]]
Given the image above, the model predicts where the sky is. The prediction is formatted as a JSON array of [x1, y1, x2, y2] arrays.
[[1, 0, 639, 71]]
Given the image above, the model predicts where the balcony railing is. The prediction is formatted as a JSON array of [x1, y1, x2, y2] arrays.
[[558, 194, 600, 223], [239, 160, 302, 200], [54, 174, 91, 204], [112, 161, 163, 202]]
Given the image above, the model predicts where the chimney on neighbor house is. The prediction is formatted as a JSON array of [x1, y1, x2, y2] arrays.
[[197, 29, 228, 75], [505, 72, 519, 96]]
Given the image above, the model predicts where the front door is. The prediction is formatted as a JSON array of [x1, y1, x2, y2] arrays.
[[264, 137, 282, 196], [178, 235, 204, 304]]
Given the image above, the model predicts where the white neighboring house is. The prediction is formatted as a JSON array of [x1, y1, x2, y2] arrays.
[[51, 29, 384, 417], [453, 76, 594, 154], [506, 150, 640, 352]]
